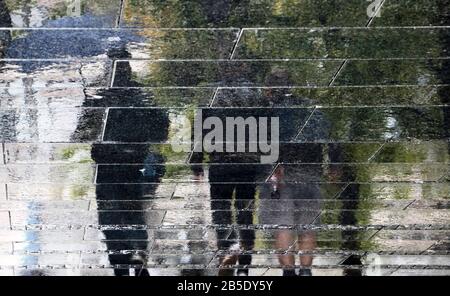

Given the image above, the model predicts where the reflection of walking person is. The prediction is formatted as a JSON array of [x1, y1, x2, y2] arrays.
[[193, 165, 257, 276], [259, 166, 321, 276], [76, 47, 169, 276]]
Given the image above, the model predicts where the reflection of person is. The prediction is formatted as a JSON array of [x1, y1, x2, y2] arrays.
[[259, 166, 321, 276], [191, 108, 308, 275], [76, 47, 169, 276], [209, 167, 258, 276], [192, 150, 259, 276], [190, 67, 313, 276]]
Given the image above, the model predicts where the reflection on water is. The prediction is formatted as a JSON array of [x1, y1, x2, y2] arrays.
[[0, 0, 450, 277]]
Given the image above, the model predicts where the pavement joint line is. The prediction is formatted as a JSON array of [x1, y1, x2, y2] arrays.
[[100, 108, 110, 142], [333, 183, 350, 200], [8, 211, 12, 230], [328, 60, 348, 86], [186, 141, 202, 164], [109, 60, 118, 88], [366, 0, 387, 27], [264, 163, 280, 183], [367, 228, 384, 241], [367, 141, 388, 163], [116, 0, 125, 28], [1, 105, 449, 110], [112, 57, 450, 62], [208, 87, 220, 107], [229, 28, 244, 59], [420, 241, 439, 255], [1, 143, 6, 165], [3, 26, 450, 30], [1, 140, 448, 145], [331, 140, 390, 203], [2, 84, 450, 90], [403, 200, 417, 211], [294, 107, 317, 140]]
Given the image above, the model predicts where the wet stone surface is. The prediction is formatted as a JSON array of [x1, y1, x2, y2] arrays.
[[0, 0, 450, 276]]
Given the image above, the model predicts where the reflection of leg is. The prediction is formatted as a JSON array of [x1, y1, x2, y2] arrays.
[[276, 231, 295, 266], [210, 184, 236, 275], [95, 165, 154, 277], [276, 230, 296, 274], [210, 184, 234, 246], [298, 232, 317, 267], [235, 185, 256, 271]]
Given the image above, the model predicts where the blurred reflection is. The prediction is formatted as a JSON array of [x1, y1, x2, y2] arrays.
[[436, 14, 450, 159], [189, 70, 313, 276], [122, 0, 370, 27], [192, 154, 258, 276], [3, 0, 120, 27], [1, 0, 450, 277], [76, 47, 169, 276], [260, 166, 320, 276]]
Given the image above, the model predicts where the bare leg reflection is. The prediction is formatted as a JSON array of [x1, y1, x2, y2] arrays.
[[261, 166, 320, 276], [275, 230, 296, 276], [297, 232, 317, 276]]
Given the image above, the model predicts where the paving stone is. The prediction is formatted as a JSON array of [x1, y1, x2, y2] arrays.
[[0, 183, 6, 201], [0, 200, 90, 211], [213, 86, 449, 107], [9, 209, 166, 227], [338, 182, 450, 200], [0, 163, 96, 183], [296, 107, 449, 142], [0, 229, 85, 243], [120, 0, 371, 28], [13, 241, 106, 253], [112, 60, 343, 87], [15, 268, 113, 276], [3, 29, 239, 59], [83, 88, 215, 108], [4, 143, 189, 164], [372, 0, 450, 26], [0, 61, 112, 88], [234, 28, 450, 59], [0, 211, 10, 229], [0, 87, 214, 109], [334, 59, 449, 86], [373, 141, 450, 163], [375, 255, 450, 266], [0, 267, 14, 276], [374, 230, 450, 241], [356, 208, 450, 225], [0, 108, 105, 142], [0, 254, 81, 266], [0, 242, 12, 253], [0, 87, 86, 108], [102, 107, 313, 143], [390, 269, 450, 276], [282, 163, 448, 182], [3, 0, 122, 28], [5, 183, 175, 200]]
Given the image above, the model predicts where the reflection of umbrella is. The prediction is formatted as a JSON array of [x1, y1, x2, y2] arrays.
[[6, 15, 144, 69]]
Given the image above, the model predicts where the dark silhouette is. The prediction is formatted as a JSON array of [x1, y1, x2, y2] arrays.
[[75, 47, 169, 276]]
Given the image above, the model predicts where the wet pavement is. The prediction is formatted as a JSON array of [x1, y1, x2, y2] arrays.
[[0, 0, 449, 276]]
